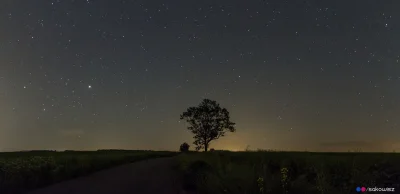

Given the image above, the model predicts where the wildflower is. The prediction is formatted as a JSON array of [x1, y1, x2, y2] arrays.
[[257, 176, 264, 193], [281, 167, 289, 193]]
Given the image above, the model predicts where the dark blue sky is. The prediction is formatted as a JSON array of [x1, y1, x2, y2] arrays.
[[0, 0, 399, 152]]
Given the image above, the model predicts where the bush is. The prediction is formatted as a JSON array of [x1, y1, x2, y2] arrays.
[[180, 142, 190, 152]]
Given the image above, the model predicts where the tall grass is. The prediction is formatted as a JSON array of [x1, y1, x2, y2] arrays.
[[174, 151, 400, 194]]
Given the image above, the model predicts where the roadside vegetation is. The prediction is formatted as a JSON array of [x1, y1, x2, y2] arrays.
[[174, 150, 400, 194], [0, 150, 176, 194]]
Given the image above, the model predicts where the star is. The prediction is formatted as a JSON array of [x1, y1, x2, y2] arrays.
[[1, 0, 399, 153]]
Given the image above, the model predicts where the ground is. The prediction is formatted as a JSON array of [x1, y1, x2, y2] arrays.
[[27, 157, 193, 194]]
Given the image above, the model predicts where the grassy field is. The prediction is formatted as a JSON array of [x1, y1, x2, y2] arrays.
[[174, 150, 400, 194], [0, 150, 177, 194]]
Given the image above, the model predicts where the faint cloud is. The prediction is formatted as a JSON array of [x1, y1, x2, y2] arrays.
[[320, 141, 375, 147], [319, 140, 400, 152], [58, 129, 85, 137]]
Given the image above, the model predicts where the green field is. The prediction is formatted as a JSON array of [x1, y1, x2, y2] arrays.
[[0, 150, 177, 194], [174, 150, 400, 194]]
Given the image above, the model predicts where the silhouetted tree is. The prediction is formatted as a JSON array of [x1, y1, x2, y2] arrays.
[[180, 99, 236, 152], [180, 142, 190, 152]]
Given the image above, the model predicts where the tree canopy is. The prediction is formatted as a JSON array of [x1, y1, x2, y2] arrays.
[[180, 99, 236, 151]]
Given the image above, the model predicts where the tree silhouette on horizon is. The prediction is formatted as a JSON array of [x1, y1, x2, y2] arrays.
[[180, 99, 236, 152]]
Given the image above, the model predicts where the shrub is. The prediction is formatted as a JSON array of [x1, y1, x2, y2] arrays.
[[180, 142, 190, 152]]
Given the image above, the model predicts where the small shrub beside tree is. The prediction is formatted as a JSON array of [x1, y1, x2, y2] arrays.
[[180, 142, 190, 152]]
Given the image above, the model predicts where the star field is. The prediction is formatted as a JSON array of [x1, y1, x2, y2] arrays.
[[0, 0, 399, 152]]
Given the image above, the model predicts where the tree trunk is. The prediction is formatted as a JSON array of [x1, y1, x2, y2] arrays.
[[204, 143, 208, 152]]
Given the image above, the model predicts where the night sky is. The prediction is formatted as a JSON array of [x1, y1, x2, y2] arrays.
[[1, 0, 399, 152]]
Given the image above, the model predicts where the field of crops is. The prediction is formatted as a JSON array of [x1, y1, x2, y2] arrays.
[[0, 150, 177, 194], [174, 151, 400, 194]]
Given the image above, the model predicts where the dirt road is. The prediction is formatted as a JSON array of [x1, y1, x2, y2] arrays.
[[28, 157, 192, 194]]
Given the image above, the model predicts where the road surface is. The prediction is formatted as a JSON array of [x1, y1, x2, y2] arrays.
[[28, 157, 193, 194]]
